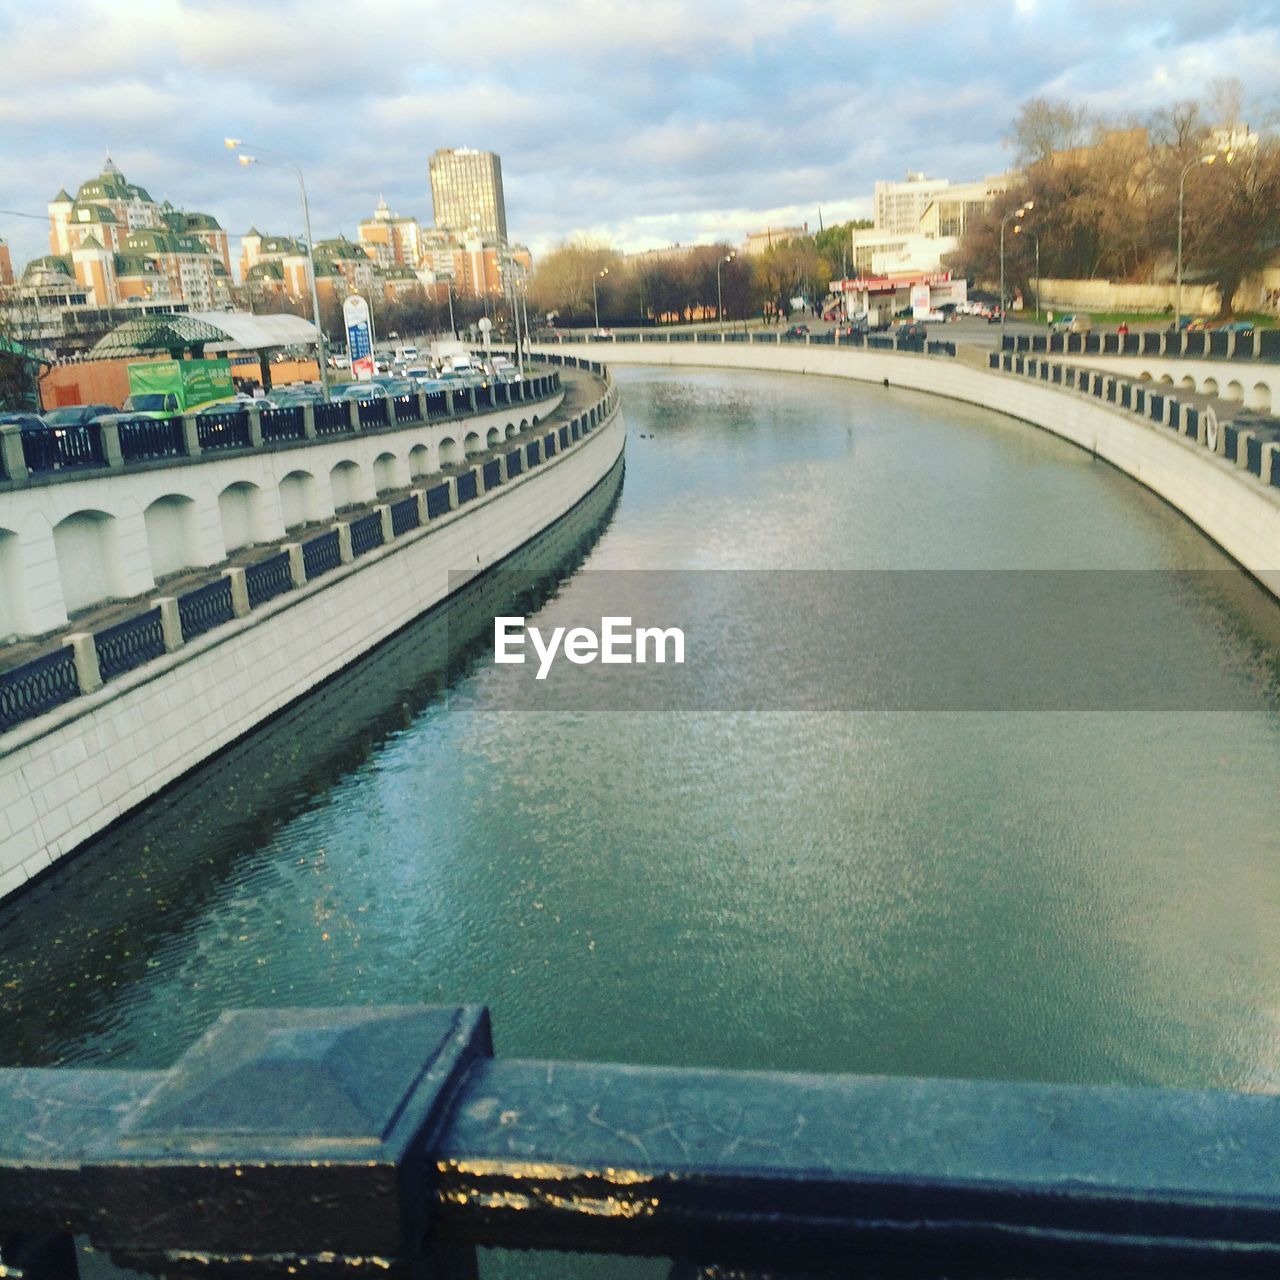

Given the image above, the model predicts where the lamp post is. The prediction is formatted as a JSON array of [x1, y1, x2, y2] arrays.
[[1014, 224, 1040, 323], [1000, 200, 1034, 337], [225, 138, 330, 400], [716, 251, 736, 330], [593, 267, 609, 332], [1176, 152, 1221, 332]]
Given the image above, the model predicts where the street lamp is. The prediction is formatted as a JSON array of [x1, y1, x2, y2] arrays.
[[225, 138, 330, 400], [1014, 224, 1040, 323], [592, 267, 609, 332], [1176, 152, 1223, 332], [716, 251, 736, 331], [1000, 200, 1034, 337]]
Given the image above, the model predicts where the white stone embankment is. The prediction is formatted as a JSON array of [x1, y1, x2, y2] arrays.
[[535, 341, 1280, 603], [0, 388, 625, 900]]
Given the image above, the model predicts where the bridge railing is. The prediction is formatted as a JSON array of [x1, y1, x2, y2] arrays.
[[988, 349, 1280, 487], [1001, 329, 1279, 362], [2, 1004, 1277, 1279], [0, 371, 611, 740], [0, 373, 562, 489]]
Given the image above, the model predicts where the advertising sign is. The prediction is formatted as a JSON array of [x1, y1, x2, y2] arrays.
[[343, 295, 374, 381], [911, 283, 932, 319]]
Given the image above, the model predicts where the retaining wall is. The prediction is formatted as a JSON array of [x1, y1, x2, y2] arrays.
[[533, 341, 1280, 605], [0, 389, 625, 900]]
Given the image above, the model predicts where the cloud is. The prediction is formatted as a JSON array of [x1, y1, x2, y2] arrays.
[[1, 0, 1277, 271]]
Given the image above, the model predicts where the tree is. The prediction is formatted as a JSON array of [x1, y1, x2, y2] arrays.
[[1008, 97, 1090, 165], [1184, 137, 1280, 316], [528, 240, 621, 324]]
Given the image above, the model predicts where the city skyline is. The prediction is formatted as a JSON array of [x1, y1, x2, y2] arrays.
[[1, 1, 1278, 271]]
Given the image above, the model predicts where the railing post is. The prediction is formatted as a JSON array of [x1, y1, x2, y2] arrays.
[[445, 477, 460, 510], [377, 503, 394, 542], [343, 399, 359, 431], [99, 419, 124, 468], [301, 403, 318, 439], [247, 404, 264, 448], [222, 567, 250, 617], [64, 633, 102, 694], [1235, 428, 1254, 470], [335, 522, 354, 563], [1262, 442, 1280, 487], [181, 413, 202, 458], [154, 597, 183, 652], [414, 488, 429, 523], [444, 389, 455, 417], [284, 542, 306, 587], [416, 391, 428, 420], [473, 465, 486, 497], [0, 424, 30, 482]]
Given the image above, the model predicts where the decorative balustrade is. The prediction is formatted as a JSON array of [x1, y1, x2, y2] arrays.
[[390, 495, 421, 536], [301, 529, 342, 579], [0, 370, 613, 735], [258, 404, 306, 443], [176, 578, 235, 641], [349, 510, 385, 557], [357, 397, 390, 428], [195, 407, 251, 451], [93, 608, 165, 682], [245, 550, 293, 607], [0, 647, 79, 731], [117, 415, 185, 462], [312, 400, 353, 435], [21, 421, 105, 473]]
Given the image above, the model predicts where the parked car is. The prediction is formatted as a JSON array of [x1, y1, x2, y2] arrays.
[[1050, 313, 1092, 334], [1219, 320, 1255, 334], [784, 324, 810, 339], [0, 412, 48, 431], [895, 323, 927, 342], [41, 404, 116, 428]]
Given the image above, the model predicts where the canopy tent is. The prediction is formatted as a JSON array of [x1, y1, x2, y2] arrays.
[[185, 311, 321, 354]]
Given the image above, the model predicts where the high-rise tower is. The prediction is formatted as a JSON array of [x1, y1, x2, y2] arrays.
[[428, 148, 507, 244]]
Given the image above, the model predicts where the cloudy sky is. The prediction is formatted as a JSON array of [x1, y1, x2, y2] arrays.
[[2, 0, 1278, 275]]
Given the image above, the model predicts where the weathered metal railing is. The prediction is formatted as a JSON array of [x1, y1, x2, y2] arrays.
[[244, 551, 294, 608], [117, 415, 185, 462], [176, 577, 235, 641], [1, 1005, 1277, 1279], [301, 528, 342, 579], [0, 647, 79, 731], [21, 421, 105, 473], [349, 510, 385, 557]]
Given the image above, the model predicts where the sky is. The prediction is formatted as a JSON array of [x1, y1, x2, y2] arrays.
[[2, 0, 1279, 275]]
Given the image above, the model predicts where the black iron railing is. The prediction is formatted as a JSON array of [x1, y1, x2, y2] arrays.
[[0, 647, 79, 731], [21, 422, 104, 473], [313, 401, 352, 435], [482, 458, 501, 490], [1, 1005, 1277, 1279], [301, 528, 342, 579], [117, 415, 185, 462], [349, 511, 384, 557], [357, 397, 390, 428], [425, 481, 451, 518], [245, 551, 293, 607], [259, 404, 306, 443], [393, 393, 421, 424], [176, 577, 234, 641], [93, 608, 165, 681], [455, 470, 478, 504], [195, 408, 251, 452], [390, 495, 421, 535]]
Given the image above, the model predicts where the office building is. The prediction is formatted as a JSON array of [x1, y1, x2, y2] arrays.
[[428, 148, 507, 244]]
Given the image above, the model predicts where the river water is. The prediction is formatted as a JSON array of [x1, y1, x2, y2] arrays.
[[2, 366, 1279, 1270]]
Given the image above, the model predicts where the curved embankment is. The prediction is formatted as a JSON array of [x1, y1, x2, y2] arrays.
[[533, 341, 1280, 602], [0, 375, 625, 901]]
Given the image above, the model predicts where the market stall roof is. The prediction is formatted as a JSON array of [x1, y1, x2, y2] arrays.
[[185, 311, 320, 353], [90, 310, 320, 358]]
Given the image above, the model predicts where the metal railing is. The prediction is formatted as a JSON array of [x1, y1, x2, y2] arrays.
[[0, 647, 79, 731], [258, 404, 306, 443], [117, 415, 185, 462], [20, 421, 105, 473], [176, 577, 235, 641], [1003, 329, 1280, 363], [1, 1003, 1276, 1279], [195, 407, 251, 452], [0, 372, 613, 737], [93, 608, 165, 682]]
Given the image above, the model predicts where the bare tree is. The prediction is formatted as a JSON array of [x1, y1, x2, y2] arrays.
[[1008, 97, 1091, 165]]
